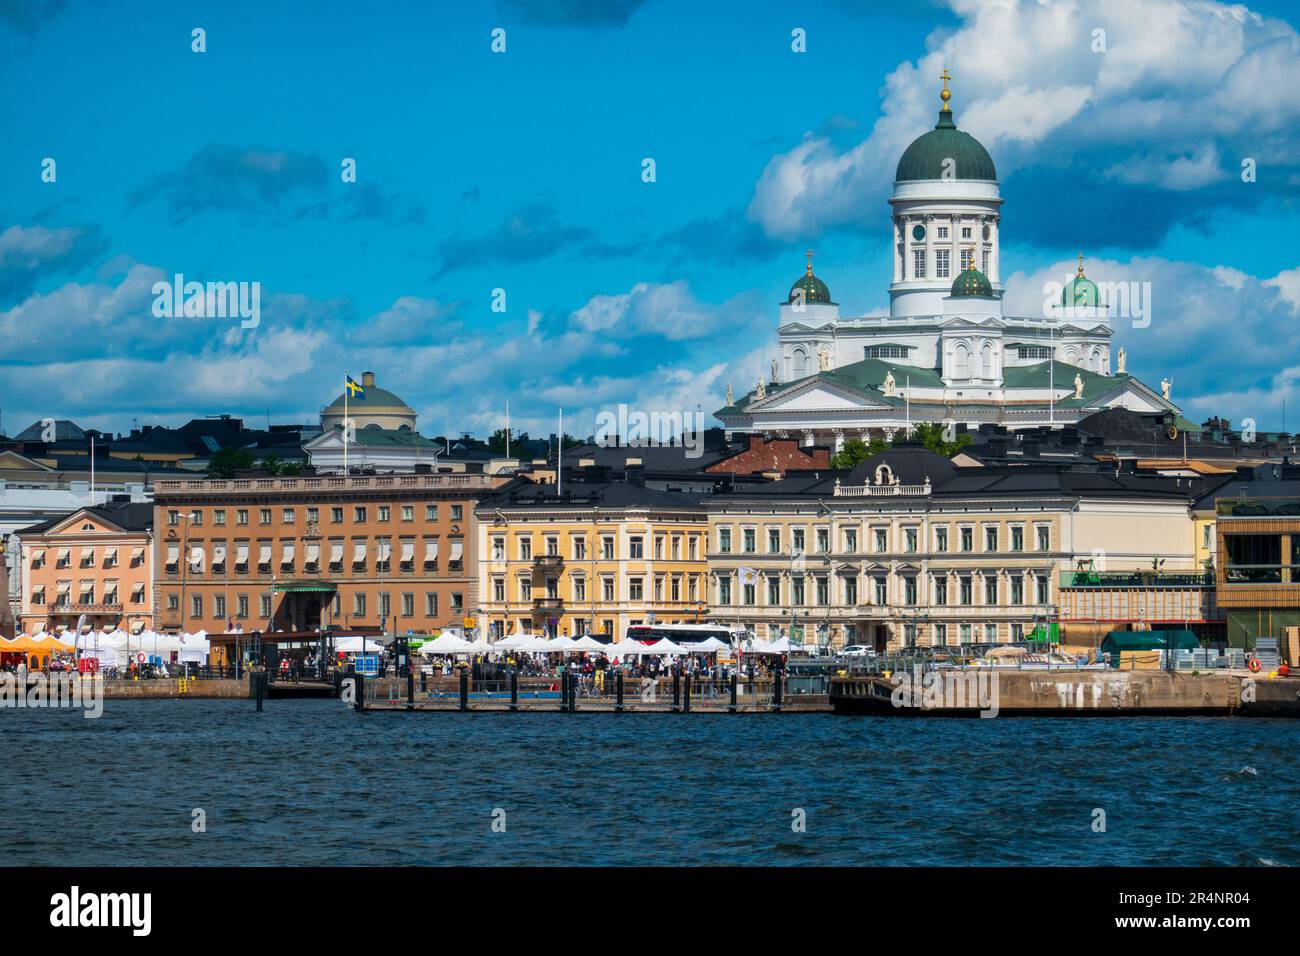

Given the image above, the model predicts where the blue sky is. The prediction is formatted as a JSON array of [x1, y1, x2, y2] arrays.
[[2, 0, 1299, 439]]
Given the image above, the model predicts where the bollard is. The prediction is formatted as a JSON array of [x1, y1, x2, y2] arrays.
[[729, 673, 738, 714], [615, 670, 624, 713], [568, 671, 577, 713], [406, 667, 415, 711], [254, 670, 265, 712], [672, 671, 681, 712], [354, 671, 365, 713], [459, 667, 469, 712], [772, 670, 783, 713], [559, 670, 568, 712], [683, 672, 691, 713], [420, 670, 427, 693], [510, 670, 518, 712]]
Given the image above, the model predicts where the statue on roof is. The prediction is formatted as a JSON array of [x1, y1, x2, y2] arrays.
[[1160, 377, 1172, 400], [756, 377, 766, 399], [817, 346, 831, 372], [771, 358, 779, 384], [1116, 347, 1126, 374], [1073, 373, 1084, 400], [882, 369, 897, 397], [726, 383, 734, 406]]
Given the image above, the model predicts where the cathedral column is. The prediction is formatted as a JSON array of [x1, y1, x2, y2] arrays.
[[990, 218, 1000, 284]]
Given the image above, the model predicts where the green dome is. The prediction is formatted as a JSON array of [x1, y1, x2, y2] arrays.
[[1061, 258, 1102, 306], [950, 265, 994, 298], [787, 252, 833, 305], [895, 110, 997, 183]]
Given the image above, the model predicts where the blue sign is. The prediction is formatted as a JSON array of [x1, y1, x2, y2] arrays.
[[355, 655, 379, 676]]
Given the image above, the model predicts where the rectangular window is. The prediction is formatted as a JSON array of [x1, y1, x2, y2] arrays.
[[236, 509, 249, 525], [767, 577, 780, 606], [450, 505, 463, 521], [844, 575, 857, 606], [718, 577, 732, 606], [816, 528, 829, 554], [401, 593, 414, 616], [519, 537, 532, 560], [1035, 574, 1049, 604], [768, 528, 781, 553], [426, 505, 438, 521], [961, 226, 972, 239], [1010, 526, 1024, 551], [260, 509, 271, 525], [844, 528, 857, 553], [629, 577, 643, 601], [960, 527, 973, 552], [935, 248, 949, 278], [742, 529, 755, 554], [874, 528, 887, 552], [985, 577, 998, 606], [718, 528, 732, 554], [1011, 576, 1024, 604], [937, 226, 948, 239], [214, 595, 226, 619], [377, 506, 390, 523], [935, 577, 948, 605], [630, 536, 644, 559], [354, 507, 366, 523], [237, 595, 248, 619], [602, 578, 615, 602], [914, 248, 927, 279], [815, 577, 829, 606], [874, 578, 887, 604], [1036, 526, 1050, 551], [573, 577, 586, 602], [904, 528, 917, 553], [214, 509, 226, 526], [601, 537, 615, 560], [959, 576, 973, 606], [282, 508, 295, 524], [791, 577, 805, 605], [573, 536, 586, 560], [935, 527, 948, 552], [426, 592, 439, 616], [960, 248, 973, 271], [401, 506, 414, 522], [903, 577, 917, 605], [354, 593, 366, 617], [985, 526, 998, 551]]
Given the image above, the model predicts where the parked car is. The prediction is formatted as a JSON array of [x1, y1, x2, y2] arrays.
[[840, 645, 876, 658]]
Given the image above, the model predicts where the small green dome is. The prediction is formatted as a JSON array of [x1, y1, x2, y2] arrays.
[[786, 251, 833, 305], [1061, 257, 1102, 306], [951, 265, 994, 298], [896, 109, 997, 183]]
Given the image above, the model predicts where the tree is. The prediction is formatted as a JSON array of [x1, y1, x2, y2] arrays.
[[910, 422, 973, 458], [206, 447, 255, 479], [488, 428, 529, 455], [830, 437, 887, 469]]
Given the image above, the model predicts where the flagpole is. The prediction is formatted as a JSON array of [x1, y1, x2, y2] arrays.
[[343, 372, 349, 475], [557, 408, 563, 497]]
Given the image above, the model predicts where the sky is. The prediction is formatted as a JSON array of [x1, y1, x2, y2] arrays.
[[2, 0, 1300, 441]]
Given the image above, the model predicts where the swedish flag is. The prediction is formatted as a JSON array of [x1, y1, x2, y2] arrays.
[[345, 375, 365, 399]]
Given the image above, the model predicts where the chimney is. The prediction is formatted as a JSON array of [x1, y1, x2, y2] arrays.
[[361, 371, 376, 387]]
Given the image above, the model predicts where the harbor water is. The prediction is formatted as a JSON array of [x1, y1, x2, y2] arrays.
[[3, 700, 1298, 866]]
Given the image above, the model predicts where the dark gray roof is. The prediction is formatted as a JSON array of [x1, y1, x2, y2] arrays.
[[17, 501, 153, 536], [478, 478, 704, 512]]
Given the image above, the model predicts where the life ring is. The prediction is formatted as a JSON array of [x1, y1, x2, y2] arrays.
[[1247, 657, 1261, 673], [137, 653, 146, 663]]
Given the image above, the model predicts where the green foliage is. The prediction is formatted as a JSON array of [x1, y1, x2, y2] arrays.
[[830, 423, 972, 469], [206, 447, 255, 479]]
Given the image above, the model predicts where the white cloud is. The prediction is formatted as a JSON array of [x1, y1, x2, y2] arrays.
[[748, 0, 1300, 238]]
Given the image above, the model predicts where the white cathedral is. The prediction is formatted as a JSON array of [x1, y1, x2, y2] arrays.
[[717, 74, 1179, 449]]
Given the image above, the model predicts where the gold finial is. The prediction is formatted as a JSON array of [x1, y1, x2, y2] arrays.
[[1077, 251, 1085, 277], [805, 248, 814, 276], [940, 69, 952, 111]]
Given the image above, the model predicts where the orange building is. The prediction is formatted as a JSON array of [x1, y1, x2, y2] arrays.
[[152, 471, 505, 635], [17, 501, 155, 635]]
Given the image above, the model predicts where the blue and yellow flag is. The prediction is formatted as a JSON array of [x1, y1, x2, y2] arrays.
[[345, 375, 365, 399]]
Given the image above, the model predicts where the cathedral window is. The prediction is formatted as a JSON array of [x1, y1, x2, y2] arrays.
[[865, 345, 910, 359], [935, 249, 950, 278], [912, 249, 926, 279], [960, 248, 973, 271], [961, 226, 972, 239], [937, 226, 948, 239]]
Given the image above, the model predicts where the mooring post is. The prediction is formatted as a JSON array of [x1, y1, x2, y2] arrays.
[[568, 671, 577, 713], [459, 667, 469, 712], [354, 671, 365, 713], [254, 670, 264, 712], [672, 670, 681, 712], [683, 672, 691, 713], [406, 666, 415, 711], [420, 670, 427, 693], [615, 670, 624, 713], [510, 669, 518, 711], [729, 673, 738, 714], [772, 669, 783, 713]]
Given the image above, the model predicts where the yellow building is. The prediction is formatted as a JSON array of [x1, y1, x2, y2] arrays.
[[475, 475, 707, 639]]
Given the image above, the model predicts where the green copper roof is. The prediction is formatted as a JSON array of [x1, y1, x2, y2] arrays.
[[896, 109, 997, 183], [950, 266, 994, 298], [787, 271, 832, 305], [1062, 274, 1101, 306]]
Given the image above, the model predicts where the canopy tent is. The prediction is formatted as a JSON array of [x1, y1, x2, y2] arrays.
[[1, 633, 74, 654], [178, 630, 210, 663], [746, 637, 790, 654], [543, 636, 579, 653], [569, 636, 608, 652], [692, 637, 729, 652], [419, 634, 474, 655]]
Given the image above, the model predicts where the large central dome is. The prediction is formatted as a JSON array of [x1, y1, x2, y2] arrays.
[[895, 105, 997, 183]]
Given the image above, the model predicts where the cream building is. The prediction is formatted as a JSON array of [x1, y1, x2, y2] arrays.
[[706, 448, 1196, 650], [475, 477, 708, 639]]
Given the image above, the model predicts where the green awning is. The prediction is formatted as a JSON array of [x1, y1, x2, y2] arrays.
[[269, 581, 338, 594]]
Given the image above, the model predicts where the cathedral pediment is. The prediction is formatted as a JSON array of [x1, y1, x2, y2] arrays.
[[749, 377, 893, 412], [939, 316, 1006, 330], [777, 320, 836, 333]]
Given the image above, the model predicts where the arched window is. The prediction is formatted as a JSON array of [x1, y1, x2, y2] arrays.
[[951, 343, 971, 379], [981, 342, 996, 379]]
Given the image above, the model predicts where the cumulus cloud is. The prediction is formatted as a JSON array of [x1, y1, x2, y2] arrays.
[[748, 0, 1300, 243], [0, 223, 107, 305]]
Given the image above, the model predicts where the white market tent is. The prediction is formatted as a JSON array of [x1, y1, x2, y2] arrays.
[[420, 634, 474, 655], [693, 637, 729, 652], [569, 636, 608, 652]]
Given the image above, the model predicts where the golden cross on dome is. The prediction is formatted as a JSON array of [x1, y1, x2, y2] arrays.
[[806, 249, 814, 276], [940, 69, 952, 110], [1077, 251, 1085, 277]]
